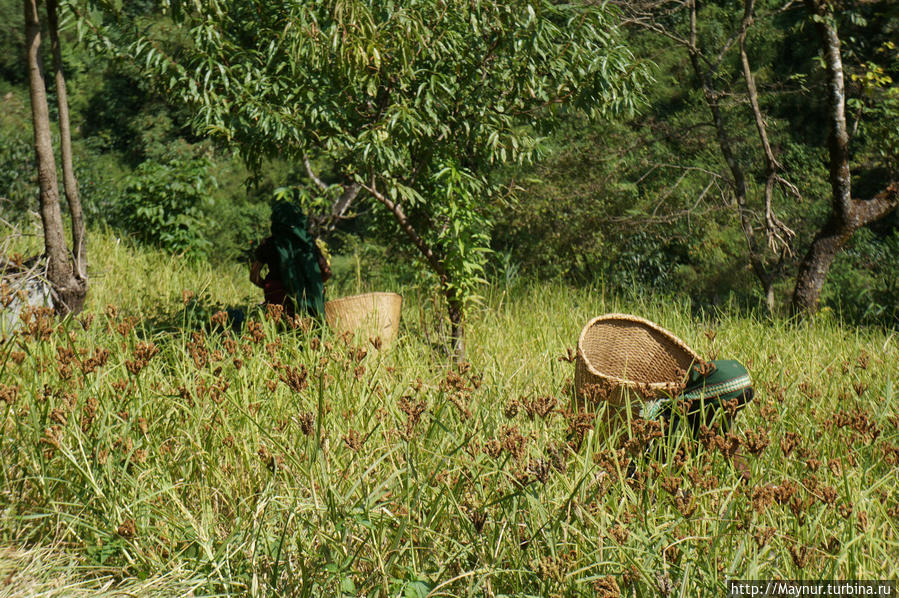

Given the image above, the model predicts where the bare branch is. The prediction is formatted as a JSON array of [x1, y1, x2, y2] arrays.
[[303, 155, 329, 192], [739, 0, 796, 254], [853, 182, 899, 223], [332, 183, 360, 221], [362, 178, 447, 282]]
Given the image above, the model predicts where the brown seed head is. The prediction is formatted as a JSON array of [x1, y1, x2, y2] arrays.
[[117, 518, 137, 539], [661, 476, 681, 495], [0, 384, 19, 405], [264, 304, 283, 323], [523, 395, 557, 420], [499, 425, 528, 461], [504, 398, 521, 419], [247, 320, 265, 343], [298, 412, 315, 436], [593, 575, 620, 598], [277, 364, 309, 393], [343, 429, 365, 452], [780, 431, 801, 457], [608, 524, 629, 544], [753, 526, 776, 548], [211, 310, 229, 327], [743, 429, 770, 455], [789, 544, 809, 569]]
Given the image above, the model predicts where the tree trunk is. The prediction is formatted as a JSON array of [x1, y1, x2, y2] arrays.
[[365, 180, 466, 360], [792, 212, 853, 312], [47, 0, 87, 282], [792, 0, 899, 313], [24, 0, 85, 315], [762, 276, 774, 314], [687, 0, 784, 313], [447, 293, 464, 362], [793, 184, 898, 312]]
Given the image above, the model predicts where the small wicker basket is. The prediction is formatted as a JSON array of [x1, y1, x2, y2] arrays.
[[574, 313, 701, 436], [324, 292, 402, 344]]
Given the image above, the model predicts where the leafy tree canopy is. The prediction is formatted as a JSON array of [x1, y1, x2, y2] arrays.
[[79, 0, 649, 335]]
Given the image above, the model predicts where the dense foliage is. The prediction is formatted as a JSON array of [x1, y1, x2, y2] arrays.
[[75, 0, 649, 343], [493, 0, 899, 320], [0, 0, 896, 322]]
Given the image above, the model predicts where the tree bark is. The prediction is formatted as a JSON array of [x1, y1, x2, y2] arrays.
[[447, 298, 464, 361], [364, 179, 465, 360], [24, 0, 85, 314], [792, 0, 899, 312], [47, 0, 87, 281], [793, 183, 898, 312]]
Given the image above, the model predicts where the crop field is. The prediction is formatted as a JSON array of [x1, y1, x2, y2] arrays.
[[1, 233, 897, 596]]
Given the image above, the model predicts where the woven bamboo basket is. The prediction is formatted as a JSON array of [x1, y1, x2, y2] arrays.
[[574, 313, 701, 437], [324, 292, 402, 344]]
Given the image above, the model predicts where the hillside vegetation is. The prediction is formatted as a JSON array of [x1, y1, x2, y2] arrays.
[[3, 0, 897, 321], [1, 233, 897, 596]]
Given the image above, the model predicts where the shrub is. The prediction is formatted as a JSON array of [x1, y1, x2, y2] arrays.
[[115, 152, 216, 257]]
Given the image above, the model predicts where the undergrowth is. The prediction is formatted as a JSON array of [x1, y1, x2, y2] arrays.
[[1, 231, 897, 596]]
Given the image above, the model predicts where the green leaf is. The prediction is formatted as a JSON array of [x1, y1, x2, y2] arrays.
[[404, 579, 432, 598]]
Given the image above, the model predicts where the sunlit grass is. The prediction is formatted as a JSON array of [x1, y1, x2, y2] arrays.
[[1, 230, 897, 596]]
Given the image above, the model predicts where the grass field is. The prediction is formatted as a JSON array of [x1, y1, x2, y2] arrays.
[[1, 230, 897, 596]]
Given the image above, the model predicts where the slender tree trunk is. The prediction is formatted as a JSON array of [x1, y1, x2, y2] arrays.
[[792, 0, 899, 312], [686, 0, 784, 313], [365, 180, 466, 360], [24, 0, 85, 314], [447, 294, 464, 361], [47, 0, 86, 281]]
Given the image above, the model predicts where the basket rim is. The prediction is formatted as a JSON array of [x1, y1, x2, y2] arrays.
[[325, 291, 403, 310], [576, 312, 701, 389]]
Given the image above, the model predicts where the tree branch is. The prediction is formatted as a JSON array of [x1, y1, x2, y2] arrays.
[[362, 178, 447, 282], [303, 154, 329, 192], [739, 0, 796, 254], [303, 156, 361, 235], [853, 182, 899, 223]]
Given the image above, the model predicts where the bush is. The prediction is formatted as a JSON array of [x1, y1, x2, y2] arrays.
[[0, 128, 34, 219], [115, 152, 216, 257], [825, 226, 899, 326]]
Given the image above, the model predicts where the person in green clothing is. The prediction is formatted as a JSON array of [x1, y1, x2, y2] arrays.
[[250, 201, 331, 319], [641, 359, 755, 435]]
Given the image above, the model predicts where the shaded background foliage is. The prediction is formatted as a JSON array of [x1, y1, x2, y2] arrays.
[[0, 0, 896, 324]]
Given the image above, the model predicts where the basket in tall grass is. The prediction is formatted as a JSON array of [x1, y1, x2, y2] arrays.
[[575, 313, 701, 434], [324, 292, 402, 344]]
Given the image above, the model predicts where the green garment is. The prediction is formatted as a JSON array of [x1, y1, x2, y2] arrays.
[[641, 359, 753, 422], [680, 360, 752, 403], [270, 201, 325, 319]]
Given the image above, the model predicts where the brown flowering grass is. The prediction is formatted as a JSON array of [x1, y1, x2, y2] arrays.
[[0, 232, 897, 595]]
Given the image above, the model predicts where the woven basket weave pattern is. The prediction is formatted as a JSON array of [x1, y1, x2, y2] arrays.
[[575, 313, 700, 403], [324, 292, 402, 343]]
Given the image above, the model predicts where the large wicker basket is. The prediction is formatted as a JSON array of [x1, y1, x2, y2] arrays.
[[575, 313, 701, 435], [324, 292, 402, 344]]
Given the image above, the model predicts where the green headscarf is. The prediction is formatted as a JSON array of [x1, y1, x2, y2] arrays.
[[270, 201, 325, 319]]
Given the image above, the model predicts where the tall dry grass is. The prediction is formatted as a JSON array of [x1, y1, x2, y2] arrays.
[[1, 230, 897, 596]]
